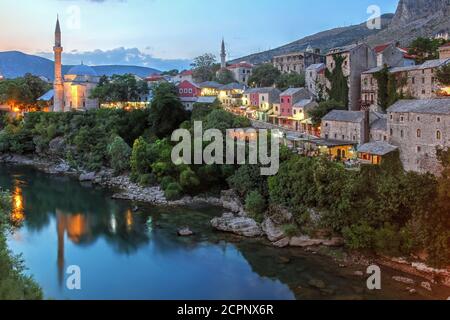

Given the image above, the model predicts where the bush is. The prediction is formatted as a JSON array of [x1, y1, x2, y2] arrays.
[[107, 135, 131, 174], [342, 223, 375, 250], [138, 173, 157, 187], [245, 190, 266, 222], [130, 137, 151, 178], [164, 182, 183, 201], [160, 176, 176, 190], [282, 224, 299, 238], [179, 168, 200, 191]]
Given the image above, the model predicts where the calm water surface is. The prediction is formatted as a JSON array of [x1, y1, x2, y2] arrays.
[[1, 165, 446, 300]]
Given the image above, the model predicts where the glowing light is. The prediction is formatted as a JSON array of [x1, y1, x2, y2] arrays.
[[11, 186, 25, 225]]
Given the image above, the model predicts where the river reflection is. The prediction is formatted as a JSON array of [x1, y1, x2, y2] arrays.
[[2, 165, 446, 300]]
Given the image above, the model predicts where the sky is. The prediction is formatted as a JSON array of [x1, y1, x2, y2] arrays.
[[0, 0, 399, 70]]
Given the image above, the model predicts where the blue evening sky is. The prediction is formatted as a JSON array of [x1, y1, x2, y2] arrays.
[[0, 0, 399, 70]]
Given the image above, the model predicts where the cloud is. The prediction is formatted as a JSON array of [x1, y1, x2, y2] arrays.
[[37, 47, 191, 71]]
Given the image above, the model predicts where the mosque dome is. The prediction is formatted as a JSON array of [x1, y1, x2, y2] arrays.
[[67, 64, 98, 77]]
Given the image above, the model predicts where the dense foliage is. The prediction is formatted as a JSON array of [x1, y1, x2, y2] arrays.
[[408, 37, 447, 64], [275, 72, 306, 91], [308, 100, 346, 126], [191, 53, 220, 82], [373, 66, 402, 111], [0, 74, 51, 112], [0, 191, 43, 299], [90, 74, 149, 104], [325, 55, 349, 107], [248, 64, 281, 88], [267, 153, 449, 267], [436, 64, 450, 87]]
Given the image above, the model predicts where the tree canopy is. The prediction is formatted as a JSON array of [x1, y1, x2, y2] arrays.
[[90, 74, 149, 103], [191, 53, 220, 82], [308, 99, 346, 127], [248, 63, 281, 88], [408, 37, 446, 64], [0, 73, 51, 111], [275, 72, 306, 91], [149, 82, 189, 138]]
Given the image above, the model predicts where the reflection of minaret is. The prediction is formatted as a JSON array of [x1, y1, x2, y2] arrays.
[[56, 210, 65, 287], [53, 16, 64, 112], [220, 38, 227, 69]]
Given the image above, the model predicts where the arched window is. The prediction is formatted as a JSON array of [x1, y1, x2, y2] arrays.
[[437, 130, 441, 140], [417, 129, 421, 138]]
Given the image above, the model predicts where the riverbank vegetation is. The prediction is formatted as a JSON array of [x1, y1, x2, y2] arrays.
[[0, 82, 448, 267], [0, 191, 43, 299]]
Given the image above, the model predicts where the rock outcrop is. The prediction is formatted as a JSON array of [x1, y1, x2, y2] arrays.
[[211, 213, 263, 238]]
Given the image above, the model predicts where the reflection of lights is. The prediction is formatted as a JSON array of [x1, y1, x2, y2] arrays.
[[146, 217, 153, 234], [11, 186, 25, 225], [66, 214, 87, 243], [125, 210, 133, 230], [110, 214, 117, 234]]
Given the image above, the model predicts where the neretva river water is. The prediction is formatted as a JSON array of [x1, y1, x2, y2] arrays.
[[1, 164, 448, 300]]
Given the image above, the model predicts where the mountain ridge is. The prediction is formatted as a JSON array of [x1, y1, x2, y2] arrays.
[[0, 51, 160, 80], [230, 0, 450, 65]]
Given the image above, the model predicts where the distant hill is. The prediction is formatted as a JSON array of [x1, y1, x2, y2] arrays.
[[0, 51, 160, 80], [230, 0, 450, 65], [229, 14, 394, 65]]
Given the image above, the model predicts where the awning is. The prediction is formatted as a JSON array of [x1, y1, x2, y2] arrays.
[[38, 89, 54, 101]]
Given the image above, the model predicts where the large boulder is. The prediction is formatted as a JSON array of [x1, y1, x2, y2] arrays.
[[211, 213, 262, 238], [268, 205, 293, 225], [220, 190, 245, 215], [79, 172, 97, 182], [289, 236, 323, 247], [261, 218, 285, 242], [49, 137, 66, 156]]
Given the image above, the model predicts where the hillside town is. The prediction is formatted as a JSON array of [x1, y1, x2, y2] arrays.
[[1, 0, 450, 303], [2, 18, 446, 176]]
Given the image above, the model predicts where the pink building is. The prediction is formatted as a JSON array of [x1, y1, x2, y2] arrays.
[[275, 88, 312, 129]]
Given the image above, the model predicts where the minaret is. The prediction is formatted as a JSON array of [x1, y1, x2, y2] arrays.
[[220, 38, 226, 69], [53, 16, 64, 112]]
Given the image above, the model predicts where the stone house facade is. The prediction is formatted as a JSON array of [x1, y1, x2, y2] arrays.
[[273, 49, 325, 75], [326, 43, 377, 111], [387, 99, 450, 175], [305, 63, 326, 99]]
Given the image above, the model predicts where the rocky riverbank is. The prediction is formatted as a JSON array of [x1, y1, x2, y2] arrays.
[[1, 153, 449, 293]]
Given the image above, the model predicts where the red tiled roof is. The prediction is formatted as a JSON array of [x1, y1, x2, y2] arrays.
[[441, 42, 450, 48], [145, 74, 164, 81], [181, 70, 193, 76], [374, 43, 391, 53]]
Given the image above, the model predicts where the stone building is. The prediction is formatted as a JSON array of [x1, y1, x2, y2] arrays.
[[326, 43, 376, 111], [273, 47, 325, 75], [305, 63, 326, 99], [392, 58, 450, 99], [321, 110, 371, 145], [374, 43, 415, 68], [387, 99, 450, 175], [439, 43, 450, 59], [361, 58, 450, 111]]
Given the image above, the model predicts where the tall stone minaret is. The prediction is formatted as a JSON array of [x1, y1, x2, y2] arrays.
[[220, 38, 227, 69], [53, 16, 64, 112]]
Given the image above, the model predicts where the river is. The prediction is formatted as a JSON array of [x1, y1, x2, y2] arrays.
[[1, 164, 447, 300]]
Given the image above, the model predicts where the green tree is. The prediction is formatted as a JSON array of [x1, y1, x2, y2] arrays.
[[90, 74, 149, 103], [160, 69, 179, 76], [149, 82, 189, 138], [215, 68, 235, 84], [248, 63, 281, 87], [245, 190, 266, 222], [436, 64, 450, 86], [307, 100, 346, 127], [325, 55, 349, 107], [275, 72, 305, 91], [130, 137, 151, 180], [0, 191, 43, 299], [191, 53, 219, 82], [408, 37, 445, 64], [107, 135, 131, 174]]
